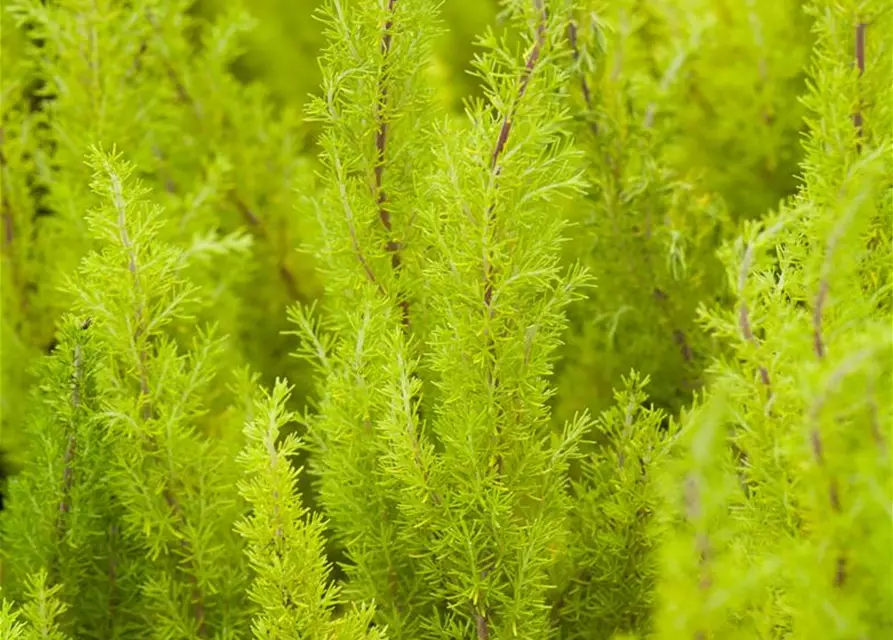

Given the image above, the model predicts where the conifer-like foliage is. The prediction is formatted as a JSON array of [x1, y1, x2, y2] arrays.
[[0, 0, 890, 638]]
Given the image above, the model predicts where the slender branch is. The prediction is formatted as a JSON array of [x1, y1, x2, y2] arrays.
[[813, 179, 870, 360], [867, 382, 886, 454], [483, 3, 548, 313], [808, 423, 846, 587], [57, 339, 85, 519], [853, 22, 866, 148], [231, 194, 300, 300], [395, 349, 441, 506], [461, 7, 552, 631], [481, 0, 549, 477], [47, 327, 90, 584], [489, 0, 547, 175], [332, 151, 388, 296], [108, 522, 119, 624], [374, 0, 411, 328], [806, 348, 878, 590], [162, 487, 207, 636], [813, 280, 829, 359], [653, 288, 694, 364], [567, 19, 598, 137]]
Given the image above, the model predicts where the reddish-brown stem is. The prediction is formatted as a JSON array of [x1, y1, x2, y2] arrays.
[[481, 0, 548, 477], [813, 280, 829, 359], [809, 423, 846, 587], [653, 288, 694, 364], [374, 0, 410, 328], [0, 133, 12, 249], [47, 338, 89, 584], [489, 0, 547, 174], [853, 22, 866, 146], [231, 194, 300, 300], [108, 523, 119, 622], [484, 0, 548, 308], [738, 302, 772, 389], [346, 208, 388, 297], [567, 20, 598, 137], [867, 385, 885, 453]]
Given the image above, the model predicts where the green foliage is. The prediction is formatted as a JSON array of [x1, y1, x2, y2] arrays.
[[1, 0, 890, 638]]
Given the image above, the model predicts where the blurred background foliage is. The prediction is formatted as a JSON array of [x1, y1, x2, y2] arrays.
[[196, 0, 499, 116]]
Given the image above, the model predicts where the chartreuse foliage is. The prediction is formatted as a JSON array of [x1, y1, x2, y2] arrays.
[[0, 0, 320, 473], [0, 0, 891, 639], [650, 0, 892, 637]]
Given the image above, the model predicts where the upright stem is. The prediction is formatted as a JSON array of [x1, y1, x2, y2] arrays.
[[474, 4, 548, 636], [374, 0, 411, 328], [853, 22, 866, 147], [567, 19, 598, 137]]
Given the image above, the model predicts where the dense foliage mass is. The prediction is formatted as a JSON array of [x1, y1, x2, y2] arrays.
[[0, 0, 890, 638]]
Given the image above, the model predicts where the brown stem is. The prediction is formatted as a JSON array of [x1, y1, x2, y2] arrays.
[[482, 0, 548, 476], [813, 279, 829, 359], [738, 302, 772, 389], [489, 0, 547, 174], [853, 22, 866, 147], [47, 333, 90, 583], [567, 20, 598, 137], [475, 610, 490, 640], [348, 210, 387, 296], [809, 424, 845, 588], [374, 0, 410, 328], [231, 194, 300, 300], [653, 288, 694, 364], [867, 384, 886, 453]]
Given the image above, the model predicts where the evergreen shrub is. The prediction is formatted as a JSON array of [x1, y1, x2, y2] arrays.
[[0, 0, 889, 638]]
